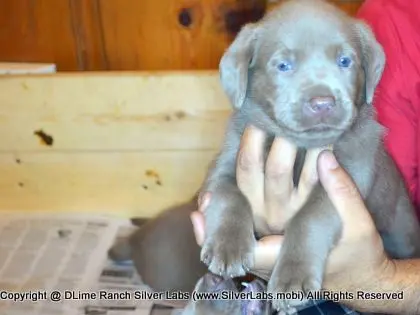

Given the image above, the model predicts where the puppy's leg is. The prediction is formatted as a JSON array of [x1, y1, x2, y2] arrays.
[[380, 189, 420, 259], [267, 185, 341, 311], [200, 116, 256, 278], [201, 181, 256, 278]]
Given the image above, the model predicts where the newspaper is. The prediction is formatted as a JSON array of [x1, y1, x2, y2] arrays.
[[0, 211, 185, 315]]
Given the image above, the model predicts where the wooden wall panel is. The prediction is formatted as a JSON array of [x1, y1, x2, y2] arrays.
[[98, 0, 266, 70], [0, 0, 79, 70], [326, 0, 364, 16], [68, 0, 109, 70], [268, 0, 363, 14], [0, 0, 364, 70]]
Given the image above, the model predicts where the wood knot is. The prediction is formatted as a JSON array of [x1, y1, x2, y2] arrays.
[[224, 6, 266, 36], [174, 111, 186, 119], [34, 129, 54, 146], [178, 8, 193, 27]]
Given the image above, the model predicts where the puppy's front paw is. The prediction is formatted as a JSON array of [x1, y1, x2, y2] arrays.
[[268, 259, 321, 312], [200, 227, 255, 278]]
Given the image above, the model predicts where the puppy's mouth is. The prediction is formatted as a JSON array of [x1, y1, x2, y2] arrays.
[[300, 124, 345, 133], [280, 123, 346, 134], [272, 103, 354, 136], [274, 120, 350, 148]]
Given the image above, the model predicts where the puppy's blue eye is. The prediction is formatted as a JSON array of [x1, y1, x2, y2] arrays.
[[277, 62, 293, 72], [338, 56, 352, 68]]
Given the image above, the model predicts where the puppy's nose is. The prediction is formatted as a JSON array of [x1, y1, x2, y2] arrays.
[[304, 96, 336, 116]]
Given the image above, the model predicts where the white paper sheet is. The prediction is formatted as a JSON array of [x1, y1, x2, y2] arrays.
[[0, 62, 56, 75], [0, 211, 183, 315]]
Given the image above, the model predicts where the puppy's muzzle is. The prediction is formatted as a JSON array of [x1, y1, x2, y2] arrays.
[[303, 95, 336, 119]]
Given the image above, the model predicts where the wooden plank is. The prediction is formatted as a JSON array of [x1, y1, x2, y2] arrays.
[[0, 72, 231, 152], [331, 1, 364, 16], [0, 72, 227, 216], [0, 0, 79, 70], [98, 0, 266, 70], [69, 0, 109, 70], [0, 0, 363, 71], [1, 151, 216, 217], [268, 0, 363, 16]]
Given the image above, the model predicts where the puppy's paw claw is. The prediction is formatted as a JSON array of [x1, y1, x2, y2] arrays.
[[200, 231, 255, 278], [268, 260, 321, 311]]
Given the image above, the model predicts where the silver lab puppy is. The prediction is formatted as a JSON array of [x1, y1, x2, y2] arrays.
[[200, 0, 420, 312]]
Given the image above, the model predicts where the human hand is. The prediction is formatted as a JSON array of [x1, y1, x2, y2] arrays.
[[191, 126, 392, 295], [317, 150, 392, 293], [192, 125, 323, 279]]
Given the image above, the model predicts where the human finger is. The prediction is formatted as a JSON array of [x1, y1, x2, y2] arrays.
[[190, 211, 205, 246], [296, 147, 324, 199], [198, 192, 211, 212], [237, 125, 266, 211], [264, 137, 297, 209], [317, 150, 375, 231], [252, 235, 283, 273]]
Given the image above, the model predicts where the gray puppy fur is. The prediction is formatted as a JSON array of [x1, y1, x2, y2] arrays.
[[200, 0, 420, 312]]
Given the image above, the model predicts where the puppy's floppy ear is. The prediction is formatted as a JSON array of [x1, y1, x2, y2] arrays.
[[354, 21, 386, 105], [219, 23, 260, 109]]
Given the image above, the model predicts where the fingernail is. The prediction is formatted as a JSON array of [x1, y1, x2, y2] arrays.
[[198, 192, 210, 211], [247, 124, 263, 134], [320, 150, 339, 170], [190, 212, 201, 234], [245, 125, 265, 146], [190, 213, 204, 246]]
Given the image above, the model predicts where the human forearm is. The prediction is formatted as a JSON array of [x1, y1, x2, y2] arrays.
[[340, 259, 420, 315]]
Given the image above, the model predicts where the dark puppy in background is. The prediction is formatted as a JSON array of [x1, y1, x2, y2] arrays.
[[200, 0, 420, 311], [109, 198, 207, 294]]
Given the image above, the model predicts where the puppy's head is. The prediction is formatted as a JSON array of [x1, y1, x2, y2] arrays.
[[182, 273, 269, 315], [220, 0, 385, 147]]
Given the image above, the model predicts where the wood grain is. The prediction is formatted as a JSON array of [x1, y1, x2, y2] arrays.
[[0, 72, 230, 151], [0, 0, 79, 70], [98, 0, 362, 70], [98, 0, 266, 70], [69, 0, 109, 70], [0, 72, 227, 217], [268, 0, 363, 14], [0, 0, 364, 70], [1, 151, 215, 217], [329, 0, 364, 16]]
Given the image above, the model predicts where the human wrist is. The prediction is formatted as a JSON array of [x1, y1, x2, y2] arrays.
[[362, 255, 396, 291], [337, 258, 420, 315], [321, 255, 393, 309], [381, 259, 420, 314]]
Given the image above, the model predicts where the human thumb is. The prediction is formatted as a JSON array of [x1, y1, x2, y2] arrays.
[[317, 150, 374, 225]]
